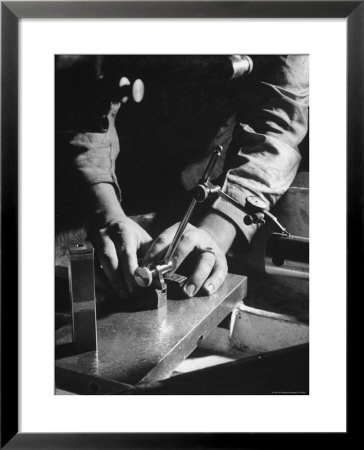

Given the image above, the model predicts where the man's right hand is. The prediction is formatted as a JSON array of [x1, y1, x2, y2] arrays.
[[91, 216, 153, 298], [88, 183, 153, 299]]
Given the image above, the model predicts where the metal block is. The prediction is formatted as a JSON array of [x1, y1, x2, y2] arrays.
[[68, 242, 97, 353], [140, 287, 167, 309]]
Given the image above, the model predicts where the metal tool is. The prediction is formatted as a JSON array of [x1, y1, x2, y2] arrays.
[[134, 145, 289, 298], [168, 145, 290, 259], [265, 233, 309, 279], [134, 259, 176, 289], [163, 146, 223, 264], [133, 259, 179, 308], [192, 178, 289, 236], [68, 242, 97, 353], [134, 146, 222, 292]]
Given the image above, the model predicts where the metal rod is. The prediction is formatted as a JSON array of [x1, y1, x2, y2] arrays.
[[201, 146, 222, 183], [265, 263, 309, 280], [218, 190, 289, 236], [163, 198, 197, 264], [271, 234, 308, 244], [217, 190, 247, 214], [264, 211, 289, 236], [163, 146, 222, 264]]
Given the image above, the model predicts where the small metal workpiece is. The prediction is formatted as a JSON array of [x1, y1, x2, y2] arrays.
[[133, 260, 177, 308], [134, 259, 176, 288], [68, 242, 97, 353], [134, 261, 187, 305], [133, 264, 170, 309]]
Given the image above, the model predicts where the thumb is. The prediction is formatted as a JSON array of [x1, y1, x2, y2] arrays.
[[143, 224, 179, 265]]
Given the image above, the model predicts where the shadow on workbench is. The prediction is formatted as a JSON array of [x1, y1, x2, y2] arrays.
[[116, 343, 309, 395]]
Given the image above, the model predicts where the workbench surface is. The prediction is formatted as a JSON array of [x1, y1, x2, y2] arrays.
[[56, 273, 247, 394]]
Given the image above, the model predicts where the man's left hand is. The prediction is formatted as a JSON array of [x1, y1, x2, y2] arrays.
[[143, 215, 235, 297]]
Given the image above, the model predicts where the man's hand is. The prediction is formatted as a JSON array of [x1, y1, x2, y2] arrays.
[[87, 183, 152, 298], [143, 213, 236, 297], [91, 215, 153, 298]]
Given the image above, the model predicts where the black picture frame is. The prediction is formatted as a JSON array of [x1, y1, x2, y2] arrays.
[[1, 1, 357, 447]]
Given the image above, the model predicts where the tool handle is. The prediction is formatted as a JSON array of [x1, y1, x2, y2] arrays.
[[200, 146, 222, 184], [163, 146, 222, 264], [163, 198, 197, 264]]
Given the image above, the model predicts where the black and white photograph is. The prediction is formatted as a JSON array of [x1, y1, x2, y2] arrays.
[[54, 54, 309, 395], [1, 0, 354, 443]]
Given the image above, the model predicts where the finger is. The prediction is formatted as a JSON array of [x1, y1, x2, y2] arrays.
[[201, 256, 228, 295], [143, 224, 179, 264], [136, 229, 154, 258], [112, 236, 139, 293], [138, 236, 154, 257], [183, 250, 216, 297], [93, 232, 127, 299]]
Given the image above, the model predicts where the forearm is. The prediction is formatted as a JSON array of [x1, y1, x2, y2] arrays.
[[88, 183, 127, 227], [198, 211, 238, 254]]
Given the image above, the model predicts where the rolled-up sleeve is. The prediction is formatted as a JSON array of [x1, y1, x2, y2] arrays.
[[213, 55, 309, 242], [63, 102, 122, 201]]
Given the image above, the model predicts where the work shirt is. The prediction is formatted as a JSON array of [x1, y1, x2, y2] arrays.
[[56, 55, 309, 244], [212, 55, 309, 242]]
